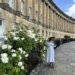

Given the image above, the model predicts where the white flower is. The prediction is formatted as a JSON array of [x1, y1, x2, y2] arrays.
[[8, 45, 12, 49], [16, 31, 19, 34], [11, 49, 16, 52], [27, 30, 35, 38], [44, 46, 46, 50], [12, 53, 16, 57], [23, 51, 26, 54], [19, 55, 22, 60], [18, 48, 23, 53], [4, 36, 8, 41], [42, 54, 45, 57], [19, 29, 22, 31], [13, 37, 20, 40], [21, 38, 25, 40], [10, 32, 15, 36], [1, 53, 8, 57], [4, 74, 8, 75], [35, 38, 38, 41], [25, 54, 28, 57], [28, 33, 35, 39], [1, 53, 9, 63], [2, 44, 8, 49], [40, 39, 42, 42], [1, 57, 9, 63], [21, 66, 24, 70], [27, 30, 32, 34], [18, 62, 23, 67]]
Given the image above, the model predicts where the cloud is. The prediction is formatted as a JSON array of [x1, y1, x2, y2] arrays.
[[73, 0, 75, 2], [65, 4, 75, 18]]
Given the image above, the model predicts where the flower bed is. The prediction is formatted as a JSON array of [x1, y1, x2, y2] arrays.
[[0, 22, 45, 75]]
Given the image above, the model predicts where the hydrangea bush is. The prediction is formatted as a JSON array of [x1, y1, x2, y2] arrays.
[[0, 22, 45, 75]]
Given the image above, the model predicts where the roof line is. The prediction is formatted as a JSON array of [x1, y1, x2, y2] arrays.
[[50, 0, 75, 21]]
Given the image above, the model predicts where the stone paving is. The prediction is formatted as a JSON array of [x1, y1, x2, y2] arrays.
[[30, 41, 75, 75]]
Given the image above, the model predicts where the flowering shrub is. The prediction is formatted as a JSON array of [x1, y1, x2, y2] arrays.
[[0, 46, 25, 75], [0, 22, 45, 75]]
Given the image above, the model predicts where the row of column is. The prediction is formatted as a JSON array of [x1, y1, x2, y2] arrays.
[[31, 0, 75, 33], [1, 0, 75, 33]]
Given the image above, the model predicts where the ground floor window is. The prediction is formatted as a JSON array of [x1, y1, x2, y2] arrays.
[[0, 19, 5, 45]]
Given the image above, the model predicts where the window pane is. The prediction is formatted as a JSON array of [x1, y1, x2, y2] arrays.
[[0, 20, 2, 25], [9, 0, 13, 9], [21, 0, 24, 14]]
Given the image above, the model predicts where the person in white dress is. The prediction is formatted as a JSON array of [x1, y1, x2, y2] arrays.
[[46, 37, 55, 68]]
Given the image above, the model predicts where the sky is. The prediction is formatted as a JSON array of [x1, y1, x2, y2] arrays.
[[53, 0, 75, 18]]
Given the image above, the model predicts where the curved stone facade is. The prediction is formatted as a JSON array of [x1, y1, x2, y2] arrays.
[[0, 0, 75, 39]]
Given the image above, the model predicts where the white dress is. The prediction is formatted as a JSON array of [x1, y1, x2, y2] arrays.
[[46, 41, 55, 63]]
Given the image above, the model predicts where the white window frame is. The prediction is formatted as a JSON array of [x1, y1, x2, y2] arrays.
[[0, 19, 5, 45], [21, 0, 24, 14], [9, 0, 14, 9]]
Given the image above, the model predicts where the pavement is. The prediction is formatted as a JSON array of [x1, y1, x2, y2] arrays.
[[30, 41, 75, 75]]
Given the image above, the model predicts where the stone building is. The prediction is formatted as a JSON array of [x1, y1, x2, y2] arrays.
[[0, 0, 75, 41]]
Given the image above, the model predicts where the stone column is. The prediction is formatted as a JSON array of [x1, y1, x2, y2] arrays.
[[67, 21, 68, 32], [46, 3, 47, 26], [47, 6, 49, 28], [52, 9, 55, 36], [52, 9, 53, 29], [63, 19, 65, 31], [54, 12, 56, 29], [42, 0, 45, 26], [61, 17, 62, 30], [71, 23, 73, 33], [65, 20, 67, 32], [51, 9, 53, 29], [44, 3, 46, 26], [49, 7, 50, 29], [16, 0, 21, 12], [59, 16, 61, 30], [62, 18, 64, 31], [56, 14, 58, 30], [68, 21, 69, 32], [32, 0, 35, 21], [14, 0, 17, 11], [47, 6, 49, 37], [58, 15, 59, 30], [46, 4, 47, 36], [40, 0, 43, 24], [2, 0, 8, 3], [38, 0, 41, 24], [49, 7, 52, 36], [60, 17, 62, 30]]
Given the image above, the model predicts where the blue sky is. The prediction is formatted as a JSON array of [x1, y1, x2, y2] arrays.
[[53, 0, 75, 18]]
